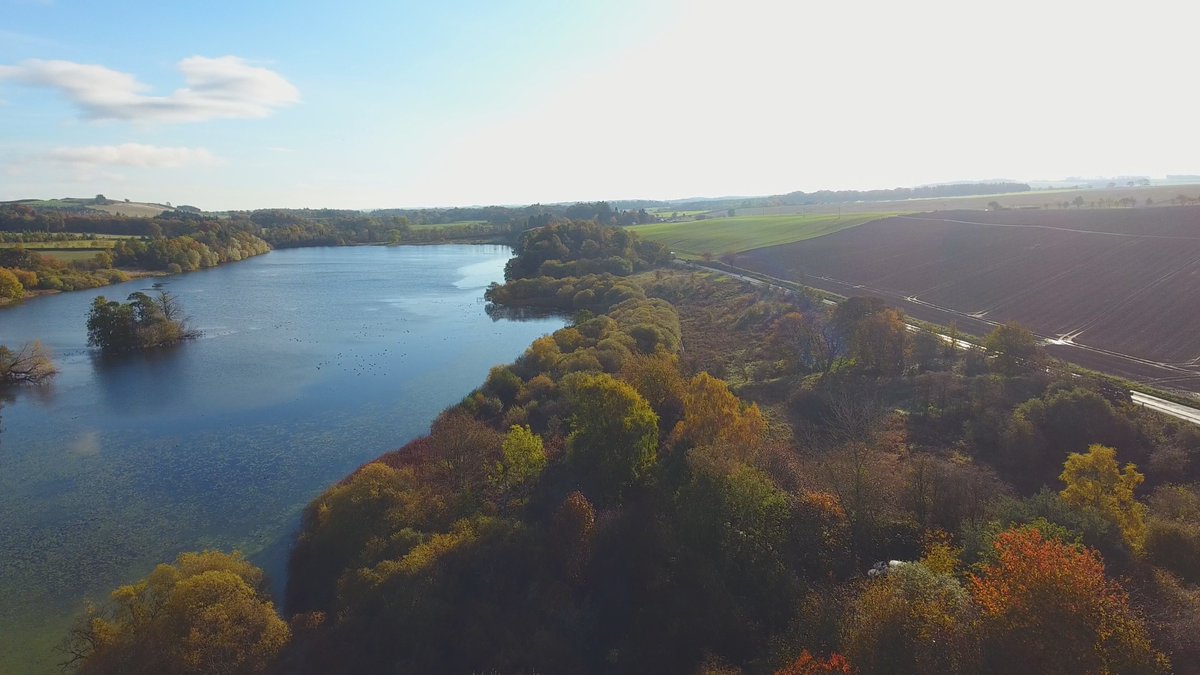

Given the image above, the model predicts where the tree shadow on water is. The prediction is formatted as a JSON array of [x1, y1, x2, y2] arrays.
[[89, 345, 190, 416]]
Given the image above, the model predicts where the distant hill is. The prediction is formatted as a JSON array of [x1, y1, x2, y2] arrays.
[[2, 197, 176, 218], [661, 182, 1033, 213]]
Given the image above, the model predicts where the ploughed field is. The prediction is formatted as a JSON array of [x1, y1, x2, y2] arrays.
[[739, 207, 1200, 392]]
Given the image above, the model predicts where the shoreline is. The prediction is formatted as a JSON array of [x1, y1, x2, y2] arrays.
[[0, 269, 168, 308]]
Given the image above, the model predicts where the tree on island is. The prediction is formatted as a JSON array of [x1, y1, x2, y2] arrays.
[[86, 291, 199, 353]]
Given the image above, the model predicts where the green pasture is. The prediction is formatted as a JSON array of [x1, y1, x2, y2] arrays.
[[36, 249, 110, 262], [0, 240, 118, 262], [630, 212, 898, 256], [0, 240, 120, 249]]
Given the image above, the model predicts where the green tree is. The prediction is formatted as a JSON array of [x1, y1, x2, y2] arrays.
[[67, 551, 290, 675], [86, 291, 195, 352], [983, 322, 1043, 376], [567, 372, 659, 503], [86, 296, 137, 352], [491, 424, 547, 492]]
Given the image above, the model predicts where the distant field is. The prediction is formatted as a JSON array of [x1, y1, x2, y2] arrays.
[[0, 239, 118, 262], [731, 184, 1200, 217], [0, 240, 120, 250], [88, 202, 171, 217], [630, 213, 897, 256], [739, 206, 1200, 393], [411, 219, 487, 230], [31, 249, 109, 262], [648, 209, 712, 218], [3, 198, 171, 217]]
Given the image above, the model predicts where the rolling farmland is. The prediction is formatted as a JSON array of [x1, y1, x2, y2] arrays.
[[739, 206, 1200, 393], [630, 213, 896, 256]]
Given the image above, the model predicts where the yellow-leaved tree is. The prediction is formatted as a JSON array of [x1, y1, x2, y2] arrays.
[[68, 551, 290, 675], [671, 372, 767, 453], [1060, 444, 1148, 553]]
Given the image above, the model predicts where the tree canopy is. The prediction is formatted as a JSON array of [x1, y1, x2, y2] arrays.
[[86, 291, 198, 353], [67, 551, 290, 675]]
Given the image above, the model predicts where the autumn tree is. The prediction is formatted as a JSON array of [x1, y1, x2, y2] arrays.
[[287, 462, 440, 613], [843, 562, 979, 674], [620, 351, 687, 432], [970, 528, 1166, 674], [776, 650, 854, 674], [552, 491, 596, 582], [851, 308, 908, 375], [1060, 444, 1148, 552], [0, 341, 56, 385], [567, 372, 659, 503], [769, 312, 837, 372], [671, 372, 767, 452], [0, 267, 23, 299], [827, 298, 908, 374], [983, 322, 1043, 376], [67, 551, 290, 675]]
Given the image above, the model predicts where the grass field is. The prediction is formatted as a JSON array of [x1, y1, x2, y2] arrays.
[[630, 213, 898, 256], [0, 239, 119, 262], [30, 249, 108, 262], [0, 240, 120, 249]]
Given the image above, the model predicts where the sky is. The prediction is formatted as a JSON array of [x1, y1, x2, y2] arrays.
[[1, 0, 1198, 210]]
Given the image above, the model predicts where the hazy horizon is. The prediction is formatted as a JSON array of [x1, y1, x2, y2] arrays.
[[3, 0, 1199, 210]]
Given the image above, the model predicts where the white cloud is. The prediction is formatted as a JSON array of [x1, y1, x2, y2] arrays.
[[44, 143, 219, 168], [0, 56, 299, 123]]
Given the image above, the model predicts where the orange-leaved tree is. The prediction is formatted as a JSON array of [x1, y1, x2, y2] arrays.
[[776, 649, 854, 674], [969, 527, 1165, 674]]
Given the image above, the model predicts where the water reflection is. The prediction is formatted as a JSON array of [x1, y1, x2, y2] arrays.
[[89, 346, 190, 414], [485, 303, 569, 322]]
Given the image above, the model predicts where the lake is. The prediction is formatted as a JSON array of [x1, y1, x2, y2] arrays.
[[0, 245, 563, 673]]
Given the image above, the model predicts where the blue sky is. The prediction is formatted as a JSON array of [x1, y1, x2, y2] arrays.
[[2, 0, 1198, 209]]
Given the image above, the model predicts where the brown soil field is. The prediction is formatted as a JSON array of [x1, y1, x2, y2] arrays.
[[739, 206, 1200, 394]]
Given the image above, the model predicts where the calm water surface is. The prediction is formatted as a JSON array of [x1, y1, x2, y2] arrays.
[[0, 245, 563, 673]]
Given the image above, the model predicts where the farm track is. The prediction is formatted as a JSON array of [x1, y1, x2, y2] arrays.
[[738, 206, 1200, 396]]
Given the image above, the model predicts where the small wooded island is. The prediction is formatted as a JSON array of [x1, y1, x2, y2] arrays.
[[86, 291, 199, 353]]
